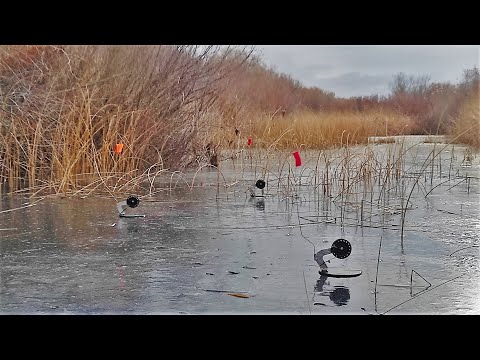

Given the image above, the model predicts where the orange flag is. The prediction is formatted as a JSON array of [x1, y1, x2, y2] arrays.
[[115, 143, 124, 154]]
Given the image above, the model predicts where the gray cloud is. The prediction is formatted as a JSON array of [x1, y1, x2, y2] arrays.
[[258, 45, 480, 98], [314, 72, 393, 98]]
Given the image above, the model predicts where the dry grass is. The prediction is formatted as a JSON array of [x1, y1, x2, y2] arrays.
[[0, 45, 251, 194], [212, 109, 414, 150], [0, 45, 476, 196], [450, 89, 480, 149]]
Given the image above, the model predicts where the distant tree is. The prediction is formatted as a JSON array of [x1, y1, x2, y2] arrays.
[[460, 66, 479, 92], [390, 72, 431, 97], [390, 72, 409, 96]]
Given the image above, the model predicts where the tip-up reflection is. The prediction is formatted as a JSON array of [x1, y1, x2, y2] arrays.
[[314, 275, 351, 306]]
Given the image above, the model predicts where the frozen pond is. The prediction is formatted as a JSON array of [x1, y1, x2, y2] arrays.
[[1, 136, 479, 314]]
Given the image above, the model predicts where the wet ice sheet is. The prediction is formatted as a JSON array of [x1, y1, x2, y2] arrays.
[[1, 137, 479, 314]]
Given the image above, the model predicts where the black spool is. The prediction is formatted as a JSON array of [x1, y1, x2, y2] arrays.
[[126, 195, 140, 208], [331, 238, 352, 259], [255, 179, 266, 189]]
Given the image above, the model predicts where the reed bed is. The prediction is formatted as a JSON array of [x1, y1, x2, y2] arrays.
[[0, 45, 478, 198], [210, 109, 414, 151], [450, 89, 480, 149], [0, 45, 251, 194]]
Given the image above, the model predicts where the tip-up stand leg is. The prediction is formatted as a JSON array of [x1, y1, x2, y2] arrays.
[[314, 248, 331, 271], [116, 196, 145, 218]]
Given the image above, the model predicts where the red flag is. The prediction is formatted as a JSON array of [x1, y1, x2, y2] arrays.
[[247, 138, 252, 146], [293, 151, 302, 167]]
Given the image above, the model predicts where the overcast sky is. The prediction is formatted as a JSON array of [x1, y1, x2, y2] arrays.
[[257, 45, 479, 98]]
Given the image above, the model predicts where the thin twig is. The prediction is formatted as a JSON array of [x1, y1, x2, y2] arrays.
[[449, 245, 479, 256], [295, 193, 315, 255], [303, 270, 312, 315], [374, 235, 383, 312], [381, 273, 467, 315]]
